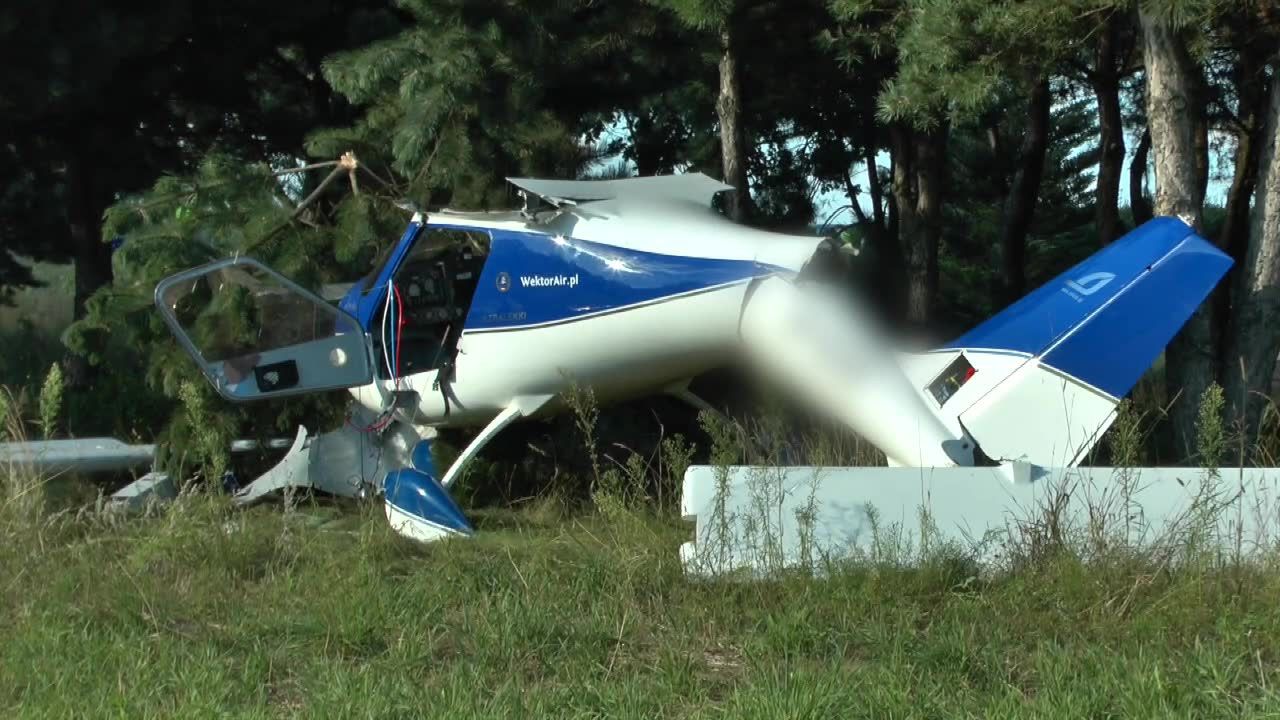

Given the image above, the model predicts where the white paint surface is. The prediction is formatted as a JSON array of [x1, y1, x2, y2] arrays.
[[681, 464, 1280, 576], [384, 503, 467, 544]]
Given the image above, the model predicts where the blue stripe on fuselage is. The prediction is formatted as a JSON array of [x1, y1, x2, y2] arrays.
[[464, 229, 783, 332]]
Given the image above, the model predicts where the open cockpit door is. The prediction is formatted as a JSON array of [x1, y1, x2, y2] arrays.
[[155, 257, 373, 401]]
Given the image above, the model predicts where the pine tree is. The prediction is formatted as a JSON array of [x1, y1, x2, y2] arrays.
[[66, 0, 699, 469], [651, 0, 757, 221], [0, 0, 399, 391]]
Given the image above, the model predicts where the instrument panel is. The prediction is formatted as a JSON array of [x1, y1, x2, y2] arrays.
[[398, 261, 455, 324]]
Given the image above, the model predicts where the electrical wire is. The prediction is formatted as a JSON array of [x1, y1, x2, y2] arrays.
[[381, 278, 395, 380], [347, 280, 401, 434], [393, 283, 406, 381]]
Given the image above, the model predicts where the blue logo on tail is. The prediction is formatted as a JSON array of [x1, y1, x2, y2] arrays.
[[1063, 272, 1115, 301]]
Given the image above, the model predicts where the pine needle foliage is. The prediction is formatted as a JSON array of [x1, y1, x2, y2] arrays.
[[61, 1, 675, 481], [311, 0, 656, 209]]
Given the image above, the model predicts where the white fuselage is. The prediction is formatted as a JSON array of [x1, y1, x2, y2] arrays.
[[350, 280, 749, 427], [339, 183, 973, 467]]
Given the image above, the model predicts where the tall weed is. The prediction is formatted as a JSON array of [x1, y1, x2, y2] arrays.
[[38, 363, 64, 440], [1, 387, 47, 527], [1196, 383, 1227, 472]]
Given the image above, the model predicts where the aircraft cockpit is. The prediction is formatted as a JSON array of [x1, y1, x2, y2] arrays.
[[371, 227, 491, 379]]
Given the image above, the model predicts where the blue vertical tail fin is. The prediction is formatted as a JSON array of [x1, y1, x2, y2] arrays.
[[938, 217, 1233, 465]]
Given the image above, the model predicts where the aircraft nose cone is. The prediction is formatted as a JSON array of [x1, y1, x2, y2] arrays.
[[383, 468, 473, 538]]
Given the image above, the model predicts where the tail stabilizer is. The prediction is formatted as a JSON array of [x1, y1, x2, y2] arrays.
[[929, 217, 1232, 466]]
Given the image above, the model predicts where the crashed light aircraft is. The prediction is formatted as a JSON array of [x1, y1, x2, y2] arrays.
[[148, 174, 1233, 547]]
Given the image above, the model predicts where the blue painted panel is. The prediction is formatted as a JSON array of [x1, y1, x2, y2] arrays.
[[944, 217, 1233, 399], [464, 230, 777, 331], [340, 220, 782, 335], [1042, 238, 1232, 397], [411, 439, 436, 475], [339, 220, 425, 331], [383, 467, 472, 534], [945, 217, 1202, 355]]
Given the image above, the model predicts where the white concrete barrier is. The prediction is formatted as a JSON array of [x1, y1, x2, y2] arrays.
[[680, 464, 1280, 576]]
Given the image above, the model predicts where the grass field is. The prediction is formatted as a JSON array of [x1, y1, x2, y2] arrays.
[[3, 260, 1280, 717], [3, 488, 1280, 719]]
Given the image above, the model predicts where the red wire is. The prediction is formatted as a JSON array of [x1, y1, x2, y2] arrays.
[[347, 412, 393, 433]]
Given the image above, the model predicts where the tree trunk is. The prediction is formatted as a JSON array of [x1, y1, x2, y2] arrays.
[[625, 112, 663, 177], [862, 117, 885, 227], [853, 128, 902, 317], [717, 23, 751, 222], [1140, 9, 1211, 457], [1215, 44, 1271, 411], [1223, 67, 1280, 448], [891, 123, 947, 328], [64, 147, 114, 391], [1194, 113, 1211, 205], [1093, 14, 1126, 245], [1130, 128, 1154, 225], [1219, 63, 1269, 264], [889, 125, 914, 322], [914, 125, 946, 327], [848, 124, 892, 258], [842, 169, 870, 225], [997, 78, 1052, 305], [885, 144, 901, 318], [886, 148, 899, 250]]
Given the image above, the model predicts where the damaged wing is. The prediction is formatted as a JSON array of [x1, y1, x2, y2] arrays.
[[506, 173, 734, 210]]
